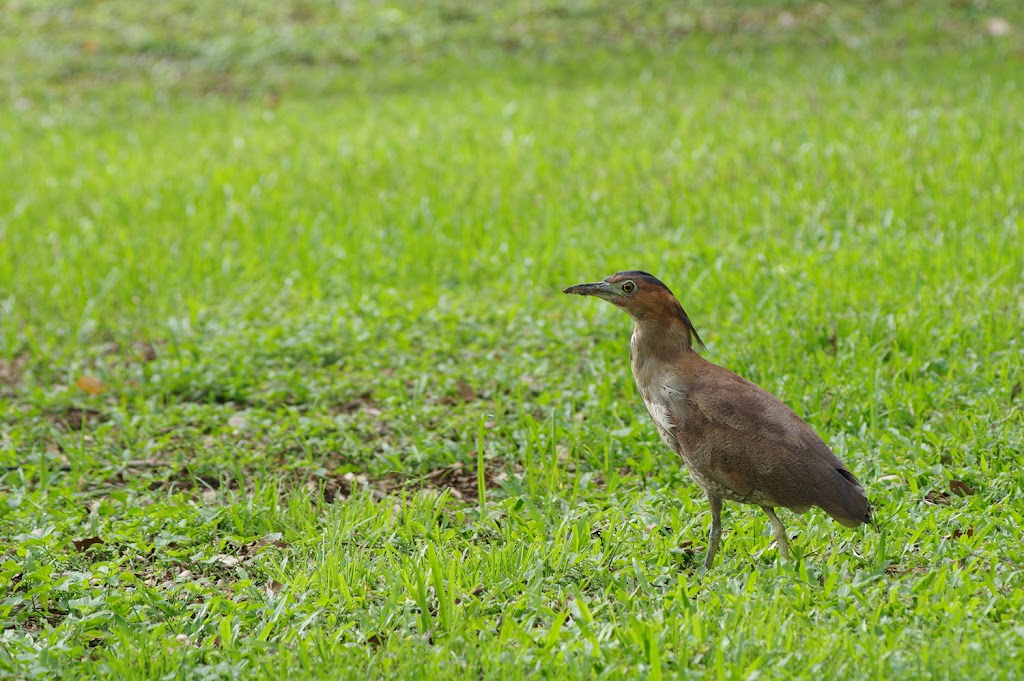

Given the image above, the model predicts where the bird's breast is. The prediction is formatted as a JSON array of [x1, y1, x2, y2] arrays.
[[641, 397, 677, 451], [631, 369, 683, 452], [629, 328, 699, 454]]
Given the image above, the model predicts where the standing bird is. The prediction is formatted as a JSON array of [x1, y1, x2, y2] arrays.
[[565, 271, 870, 567]]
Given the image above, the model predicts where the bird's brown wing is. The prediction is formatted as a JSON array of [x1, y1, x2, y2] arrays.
[[666, 361, 870, 526]]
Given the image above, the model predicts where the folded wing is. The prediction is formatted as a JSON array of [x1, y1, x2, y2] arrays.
[[667, 362, 871, 527]]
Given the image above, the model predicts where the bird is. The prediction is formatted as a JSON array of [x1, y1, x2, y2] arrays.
[[564, 270, 870, 567]]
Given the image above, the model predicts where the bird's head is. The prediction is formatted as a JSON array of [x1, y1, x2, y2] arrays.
[[564, 270, 705, 350]]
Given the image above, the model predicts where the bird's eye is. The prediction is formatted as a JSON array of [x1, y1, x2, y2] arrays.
[[622, 281, 636, 293]]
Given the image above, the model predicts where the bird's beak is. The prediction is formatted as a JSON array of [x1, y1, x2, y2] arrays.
[[563, 281, 616, 299]]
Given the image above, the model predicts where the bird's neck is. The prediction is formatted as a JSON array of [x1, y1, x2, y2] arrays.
[[630, 318, 695, 361]]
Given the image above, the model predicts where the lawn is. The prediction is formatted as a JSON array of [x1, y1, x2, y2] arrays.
[[2, 1, 1023, 678]]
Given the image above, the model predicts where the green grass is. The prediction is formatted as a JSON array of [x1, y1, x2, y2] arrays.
[[2, 1, 1024, 678]]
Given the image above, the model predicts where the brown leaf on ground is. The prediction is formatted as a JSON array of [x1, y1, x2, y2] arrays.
[[212, 554, 242, 568], [949, 480, 974, 497], [76, 375, 104, 395], [456, 380, 476, 402], [338, 391, 375, 414], [51, 406, 103, 430], [307, 471, 368, 503], [890, 560, 935, 576], [924, 490, 951, 505], [949, 526, 974, 540], [417, 461, 507, 500], [295, 459, 518, 507], [253, 537, 289, 551], [241, 537, 289, 556], [135, 342, 159, 363], [72, 536, 105, 552]]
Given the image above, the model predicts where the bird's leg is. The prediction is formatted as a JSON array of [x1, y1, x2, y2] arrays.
[[761, 506, 791, 560], [704, 492, 723, 568]]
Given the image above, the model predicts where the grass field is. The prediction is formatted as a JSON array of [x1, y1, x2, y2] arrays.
[[2, 1, 1024, 678]]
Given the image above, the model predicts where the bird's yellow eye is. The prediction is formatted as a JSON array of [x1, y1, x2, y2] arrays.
[[622, 281, 636, 293]]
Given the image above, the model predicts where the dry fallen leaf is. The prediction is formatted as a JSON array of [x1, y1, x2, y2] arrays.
[[76, 375, 104, 395], [924, 490, 951, 505], [136, 342, 159, 362], [73, 536, 104, 552], [676, 539, 695, 556], [52, 407, 102, 430], [456, 380, 476, 402], [950, 526, 975, 540], [339, 391, 374, 413], [250, 537, 289, 552], [213, 554, 242, 568], [949, 479, 974, 497]]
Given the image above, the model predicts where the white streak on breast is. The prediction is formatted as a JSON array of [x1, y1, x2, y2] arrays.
[[643, 397, 675, 433]]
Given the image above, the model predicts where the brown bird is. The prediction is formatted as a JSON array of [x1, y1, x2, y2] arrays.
[[565, 271, 870, 567]]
